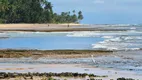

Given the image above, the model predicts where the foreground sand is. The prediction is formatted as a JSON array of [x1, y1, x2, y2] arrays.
[[0, 50, 142, 79], [0, 64, 141, 80]]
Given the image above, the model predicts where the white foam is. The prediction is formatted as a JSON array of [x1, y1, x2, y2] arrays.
[[92, 44, 120, 50], [130, 27, 136, 30], [109, 37, 122, 42], [92, 44, 107, 49], [0, 32, 6, 35], [92, 42, 141, 50], [67, 31, 98, 37], [106, 47, 119, 50], [92, 35, 142, 51], [103, 36, 142, 43], [124, 36, 142, 40], [66, 31, 142, 38], [102, 36, 113, 39], [1, 32, 73, 38], [125, 48, 140, 51], [66, 31, 126, 37]]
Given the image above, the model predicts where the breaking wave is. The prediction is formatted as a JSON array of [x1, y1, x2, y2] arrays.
[[66, 31, 142, 51], [92, 36, 142, 51], [66, 31, 142, 37], [66, 31, 100, 37]]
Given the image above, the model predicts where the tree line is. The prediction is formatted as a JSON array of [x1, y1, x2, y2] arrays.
[[0, 0, 83, 23]]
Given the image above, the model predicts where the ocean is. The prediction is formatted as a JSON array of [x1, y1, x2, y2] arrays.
[[0, 26, 142, 51]]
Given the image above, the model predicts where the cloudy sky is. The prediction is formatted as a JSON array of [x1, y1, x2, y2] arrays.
[[49, 0, 142, 24]]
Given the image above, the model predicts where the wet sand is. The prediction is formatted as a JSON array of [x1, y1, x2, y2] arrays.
[[0, 64, 141, 80], [0, 50, 142, 80], [0, 50, 142, 79]]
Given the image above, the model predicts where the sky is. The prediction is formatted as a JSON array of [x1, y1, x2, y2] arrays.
[[48, 0, 142, 24]]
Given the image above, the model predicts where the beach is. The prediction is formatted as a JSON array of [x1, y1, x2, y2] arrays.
[[0, 24, 142, 80], [0, 64, 142, 80], [0, 24, 129, 32], [0, 0, 142, 79], [0, 50, 142, 80]]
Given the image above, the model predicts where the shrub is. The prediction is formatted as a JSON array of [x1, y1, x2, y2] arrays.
[[117, 77, 134, 80]]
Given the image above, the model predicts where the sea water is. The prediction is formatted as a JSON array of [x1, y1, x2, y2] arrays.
[[0, 32, 103, 50], [0, 26, 142, 50]]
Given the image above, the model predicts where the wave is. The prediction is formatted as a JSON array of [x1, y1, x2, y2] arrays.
[[0, 32, 6, 35], [92, 36, 142, 51], [66, 31, 131, 37], [0, 32, 73, 38], [103, 36, 142, 43], [124, 36, 142, 40], [5, 31, 142, 38], [66, 31, 99, 37], [66, 31, 142, 37], [66, 31, 142, 51], [130, 27, 136, 30], [102, 36, 114, 39], [92, 43, 141, 51], [92, 44, 119, 50], [5, 31, 72, 34]]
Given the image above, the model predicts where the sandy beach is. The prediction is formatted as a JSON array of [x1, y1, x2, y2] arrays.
[[0, 24, 83, 28], [0, 24, 128, 32]]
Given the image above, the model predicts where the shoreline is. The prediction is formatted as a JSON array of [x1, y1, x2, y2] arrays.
[[0, 24, 128, 32]]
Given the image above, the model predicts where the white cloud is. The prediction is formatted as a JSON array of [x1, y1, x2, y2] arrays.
[[93, 0, 104, 4]]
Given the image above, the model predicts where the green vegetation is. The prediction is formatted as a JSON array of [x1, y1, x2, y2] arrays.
[[0, 0, 83, 23], [0, 72, 135, 80], [0, 49, 112, 58], [117, 78, 135, 80], [0, 72, 105, 79], [0, 72, 88, 79]]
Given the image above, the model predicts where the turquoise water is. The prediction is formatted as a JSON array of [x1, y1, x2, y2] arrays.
[[0, 29, 142, 50], [0, 32, 104, 50]]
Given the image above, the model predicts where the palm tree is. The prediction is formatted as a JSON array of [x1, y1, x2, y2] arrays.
[[0, 0, 9, 12], [44, 2, 53, 13], [72, 10, 75, 14], [78, 11, 83, 23]]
